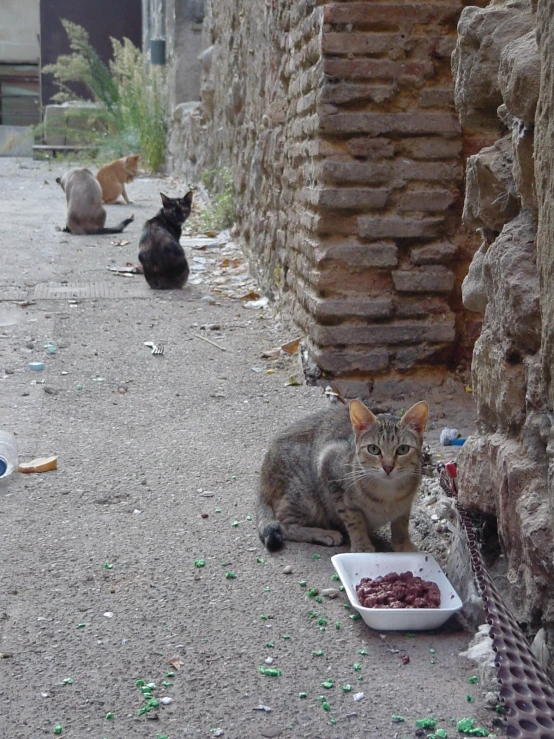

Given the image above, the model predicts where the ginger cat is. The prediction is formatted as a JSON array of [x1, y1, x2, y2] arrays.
[[257, 400, 429, 553], [96, 154, 140, 204]]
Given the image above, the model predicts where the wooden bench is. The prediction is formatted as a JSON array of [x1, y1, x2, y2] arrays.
[[33, 144, 99, 159]]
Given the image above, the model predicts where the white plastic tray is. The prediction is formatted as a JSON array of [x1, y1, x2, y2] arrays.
[[331, 552, 463, 631]]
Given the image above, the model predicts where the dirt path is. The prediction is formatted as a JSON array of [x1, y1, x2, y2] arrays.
[[0, 158, 495, 739]]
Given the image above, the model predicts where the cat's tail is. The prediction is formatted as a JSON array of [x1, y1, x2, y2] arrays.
[[256, 499, 284, 552], [90, 214, 135, 234]]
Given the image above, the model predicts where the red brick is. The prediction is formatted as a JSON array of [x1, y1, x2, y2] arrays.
[[397, 190, 458, 212], [392, 267, 455, 294], [395, 343, 455, 369], [394, 296, 453, 319], [316, 214, 358, 236], [318, 188, 390, 211], [419, 87, 456, 109], [324, 58, 434, 81], [347, 137, 395, 159], [312, 319, 456, 347], [398, 137, 462, 160], [316, 268, 392, 295], [322, 31, 405, 56], [358, 215, 444, 239], [323, 4, 460, 27], [320, 112, 461, 136], [410, 241, 458, 265], [318, 240, 397, 268], [319, 82, 398, 107], [310, 296, 395, 322], [312, 347, 390, 374], [394, 160, 462, 182], [323, 160, 391, 185]]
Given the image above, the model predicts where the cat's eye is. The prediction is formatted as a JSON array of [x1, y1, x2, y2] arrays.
[[366, 444, 381, 455], [396, 444, 410, 456]]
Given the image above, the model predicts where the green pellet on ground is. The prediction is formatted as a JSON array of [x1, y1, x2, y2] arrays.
[[341, 684, 352, 693], [103, 563, 113, 569], [76, 623, 86, 628], [315, 595, 323, 603], [322, 701, 331, 712], [231, 520, 239, 527], [299, 692, 307, 699], [165, 671, 175, 678], [329, 717, 337, 725], [429, 730, 448, 739], [415, 716, 437, 729], [467, 695, 475, 702], [358, 649, 368, 655], [263, 586, 270, 592], [316, 696, 325, 702], [105, 712, 114, 719], [391, 714, 405, 723], [307, 588, 318, 598], [299, 580, 307, 587], [256, 556, 264, 563], [318, 617, 328, 626], [467, 675, 479, 684], [258, 665, 282, 677], [343, 603, 351, 609], [282, 634, 291, 640], [312, 650, 324, 656], [335, 621, 341, 629], [312, 553, 321, 560], [430, 648, 436, 654], [260, 614, 269, 620], [162, 680, 172, 687], [309, 610, 318, 619], [136, 679, 146, 687], [224, 571, 237, 579], [349, 612, 361, 621], [215, 507, 222, 513], [353, 663, 362, 671], [62, 678, 73, 685], [266, 641, 275, 648], [331, 572, 340, 581], [321, 679, 333, 689], [246, 514, 253, 521], [405, 632, 417, 637], [194, 559, 206, 568], [53, 726, 63, 735]]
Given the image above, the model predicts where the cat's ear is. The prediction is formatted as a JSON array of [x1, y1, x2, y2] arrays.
[[349, 400, 377, 436], [131, 154, 140, 161], [399, 401, 429, 436], [160, 192, 171, 207], [182, 191, 193, 206]]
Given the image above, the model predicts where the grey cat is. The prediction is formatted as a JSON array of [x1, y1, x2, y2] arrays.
[[256, 399, 429, 553]]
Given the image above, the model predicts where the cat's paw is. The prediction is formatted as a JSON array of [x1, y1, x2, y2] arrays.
[[350, 540, 375, 553], [316, 530, 344, 547]]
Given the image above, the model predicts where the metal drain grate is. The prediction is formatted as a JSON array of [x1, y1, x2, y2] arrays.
[[33, 282, 147, 299]]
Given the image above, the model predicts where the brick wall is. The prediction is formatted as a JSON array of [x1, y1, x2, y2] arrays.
[[169, 0, 479, 397]]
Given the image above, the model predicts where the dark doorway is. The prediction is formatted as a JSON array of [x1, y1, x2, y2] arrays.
[[40, 0, 142, 107]]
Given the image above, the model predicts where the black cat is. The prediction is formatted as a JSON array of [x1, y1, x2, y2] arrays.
[[138, 192, 192, 289]]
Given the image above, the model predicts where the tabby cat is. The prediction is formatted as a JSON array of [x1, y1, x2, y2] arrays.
[[256, 399, 429, 553], [138, 192, 192, 290]]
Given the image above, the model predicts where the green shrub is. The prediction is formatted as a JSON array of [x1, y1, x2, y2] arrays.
[[41, 20, 167, 171]]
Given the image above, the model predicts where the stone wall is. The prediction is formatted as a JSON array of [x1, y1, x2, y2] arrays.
[[169, 0, 480, 398], [454, 0, 554, 670]]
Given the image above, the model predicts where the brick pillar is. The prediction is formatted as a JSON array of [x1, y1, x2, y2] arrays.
[[293, 0, 469, 397]]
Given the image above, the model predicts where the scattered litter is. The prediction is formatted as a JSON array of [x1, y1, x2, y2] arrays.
[[253, 705, 272, 712], [103, 611, 113, 618], [44, 341, 57, 355], [143, 341, 164, 356], [167, 657, 183, 671], [321, 588, 340, 598], [211, 730, 224, 737], [29, 361, 44, 371], [299, 692, 307, 699], [401, 654, 410, 665], [160, 697, 172, 705], [353, 692, 364, 702], [194, 333, 228, 352], [107, 263, 143, 275], [245, 296, 269, 309], [265, 657, 274, 665], [391, 715, 405, 723], [285, 375, 302, 387], [110, 239, 131, 246], [440, 427, 460, 446], [18, 455, 58, 473], [282, 565, 292, 574]]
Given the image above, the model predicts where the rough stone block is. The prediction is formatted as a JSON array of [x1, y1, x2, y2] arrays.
[[312, 319, 455, 347], [395, 296, 453, 319], [322, 31, 405, 57], [410, 241, 458, 265], [310, 295, 395, 322], [316, 268, 392, 295], [323, 3, 460, 27], [398, 137, 462, 160], [392, 267, 455, 294], [462, 240, 488, 314], [319, 82, 398, 107], [499, 30, 540, 124], [358, 215, 445, 240], [323, 160, 391, 185], [395, 343, 454, 370]]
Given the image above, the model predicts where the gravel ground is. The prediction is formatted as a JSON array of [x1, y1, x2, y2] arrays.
[[0, 158, 499, 739]]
